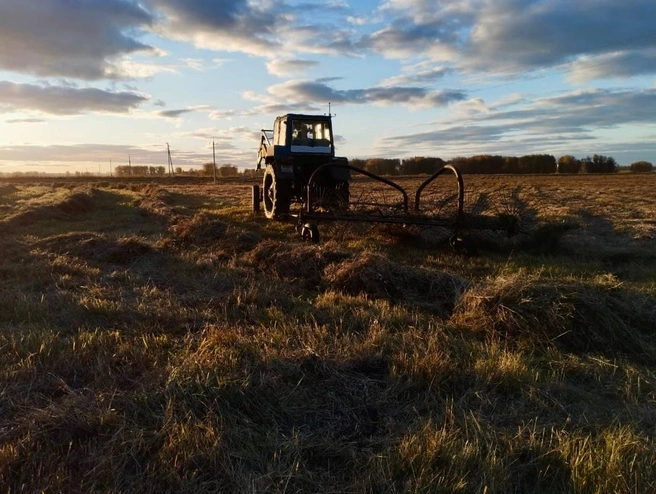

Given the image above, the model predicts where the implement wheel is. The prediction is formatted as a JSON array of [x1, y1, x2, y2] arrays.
[[334, 180, 350, 210], [263, 165, 291, 220]]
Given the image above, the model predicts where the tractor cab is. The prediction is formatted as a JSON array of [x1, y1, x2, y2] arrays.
[[257, 114, 335, 168]]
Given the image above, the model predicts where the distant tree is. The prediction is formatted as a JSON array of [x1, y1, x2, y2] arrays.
[[503, 156, 520, 173], [364, 158, 400, 175], [518, 154, 557, 174], [350, 158, 366, 169], [217, 165, 239, 177], [115, 165, 131, 177], [242, 168, 264, 179], [399, 156, 445, 175], [630, 161, 653, 173], [558, 155, 581, 173], [451, 155, 505, 174], [202, 163, 217, 176], [582, 154, 617, 173]]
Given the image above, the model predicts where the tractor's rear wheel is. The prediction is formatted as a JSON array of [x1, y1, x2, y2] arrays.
[[263, 165, 291, 220]]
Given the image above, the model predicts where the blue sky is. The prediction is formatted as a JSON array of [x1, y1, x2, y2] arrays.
[[1, 0, 655, 174]]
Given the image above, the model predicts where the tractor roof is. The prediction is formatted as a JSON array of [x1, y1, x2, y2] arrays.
[[279, 113, 332, 122]]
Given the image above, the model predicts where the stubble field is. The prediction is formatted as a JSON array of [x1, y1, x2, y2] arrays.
[[0, 173, 655, 493]]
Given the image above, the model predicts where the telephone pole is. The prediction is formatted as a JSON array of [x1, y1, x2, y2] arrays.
[[212, 139, 217, 184], [167, 143, 174, 176]]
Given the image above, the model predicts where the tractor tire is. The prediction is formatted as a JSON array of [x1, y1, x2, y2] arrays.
[[263, 165, 291, 220]]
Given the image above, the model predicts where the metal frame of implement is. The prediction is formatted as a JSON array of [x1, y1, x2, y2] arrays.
[[294, 163, 466, 243]]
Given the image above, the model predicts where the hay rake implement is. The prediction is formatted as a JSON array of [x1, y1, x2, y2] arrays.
[[286, 163, 533, 250]]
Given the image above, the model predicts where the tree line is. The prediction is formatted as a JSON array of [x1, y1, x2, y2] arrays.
[[114, 165, 167, 177], [350, 154, 653, 175]]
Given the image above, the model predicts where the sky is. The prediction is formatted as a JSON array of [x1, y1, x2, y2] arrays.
[[1, 0, 656, 174]]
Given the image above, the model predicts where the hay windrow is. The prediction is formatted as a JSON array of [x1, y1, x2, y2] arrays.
[[453, 273, 656, 361], [137, 186, 176, 218], [323, 252, 466, 316], [0, 183, 18, 196], [2, 190, 96, 227], [36, 232, 153, 264], [168, 214, 228, 246], [240, 240, 350, 288]]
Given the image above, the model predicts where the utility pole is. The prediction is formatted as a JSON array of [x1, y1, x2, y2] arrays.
[[110, 158, 112, 177], [212, 139, 216, 184], [167, 143, 174, 176], [128, 155, 132, 176]]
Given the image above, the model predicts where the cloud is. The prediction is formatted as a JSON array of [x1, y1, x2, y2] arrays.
[[381, 62, 451, 86], [5, 118, 46, 124], [265, 79, 467, 108], [266, 59, 320, 77], [146, 0, 360, 58], [158, 108, 197, 119], [566, 49, 656, 83], [0, 0, 154, 80], [364, 0, 656, 80], [175, 126, 259, 142], [208, 110, 236, 120], [147, 0, 282, 55], [0, 143, 195, 165], [360, 17, 463, 61], [112, 59, 179, 79], [0, 141, 258, 171], [0, 81, 149, 115], [156, 106, 231, 120], [464, 0, 656, 73], [378, 88, 656, 161]]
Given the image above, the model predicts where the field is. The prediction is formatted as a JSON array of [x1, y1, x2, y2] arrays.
[[0, 173, 655, 493]]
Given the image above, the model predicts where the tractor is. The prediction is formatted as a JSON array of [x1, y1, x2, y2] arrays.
[[255, 113, 350, 219]]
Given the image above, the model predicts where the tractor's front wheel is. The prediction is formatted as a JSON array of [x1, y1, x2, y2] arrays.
[[263, 165, 291, 220]]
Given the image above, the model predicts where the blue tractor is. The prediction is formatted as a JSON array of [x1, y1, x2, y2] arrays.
[[256, 113, 350, 219]]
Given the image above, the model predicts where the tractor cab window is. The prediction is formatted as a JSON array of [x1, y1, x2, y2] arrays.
[[291, 120, 332, 153]]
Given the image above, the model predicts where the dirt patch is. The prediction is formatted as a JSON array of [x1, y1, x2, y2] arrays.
[[324, 252, 466, 315], [36, 232, 153, 264]]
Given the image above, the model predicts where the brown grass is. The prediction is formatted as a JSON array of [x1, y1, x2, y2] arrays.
[[0, 174, 655, 493]]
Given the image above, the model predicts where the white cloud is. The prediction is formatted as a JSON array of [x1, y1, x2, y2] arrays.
[[266, 59, 320, 77], [265, 79, 467, 108], [0, 0, 155, 80], [0, 81, 149, 115]]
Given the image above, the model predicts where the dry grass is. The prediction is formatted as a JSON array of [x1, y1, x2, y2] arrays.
[[0, 175, 655, 492]]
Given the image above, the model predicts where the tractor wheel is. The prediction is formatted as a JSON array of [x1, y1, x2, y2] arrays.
[[263, 165, 291, 220]]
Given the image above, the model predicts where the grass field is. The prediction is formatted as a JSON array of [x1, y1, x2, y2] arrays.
[[0, 174, 655, 493]]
